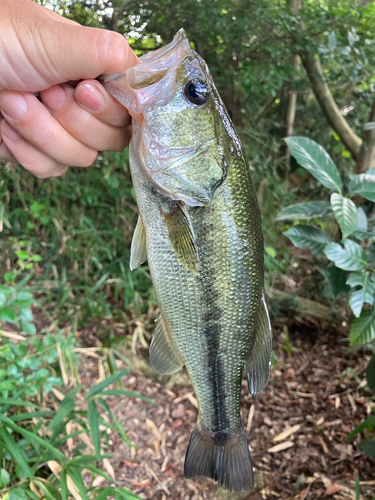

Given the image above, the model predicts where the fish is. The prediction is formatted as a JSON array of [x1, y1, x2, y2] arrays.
[[101, 29, 272, 493]]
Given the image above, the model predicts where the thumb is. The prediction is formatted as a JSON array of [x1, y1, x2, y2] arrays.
[[0, 0, 138, 92]]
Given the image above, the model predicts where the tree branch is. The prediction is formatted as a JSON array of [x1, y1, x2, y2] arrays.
[[301, 51, 362, 159]]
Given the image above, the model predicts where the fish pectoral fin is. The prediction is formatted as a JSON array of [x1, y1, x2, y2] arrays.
[[149, 318, 184, 374], [130, 215, 147, 271], [162, 203, 199, 272], [245, 292, 272, 395]]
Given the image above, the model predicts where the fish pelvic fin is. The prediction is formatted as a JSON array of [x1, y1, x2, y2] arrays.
[[130, 215, 147, 271], [149, 317, 184, 374], [162, 203, 198, 272], [184, 425, 254, 493], [246, 291, 272, 395]]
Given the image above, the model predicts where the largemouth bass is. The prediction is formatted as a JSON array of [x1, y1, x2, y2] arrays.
[[102, 29, 272, 493]]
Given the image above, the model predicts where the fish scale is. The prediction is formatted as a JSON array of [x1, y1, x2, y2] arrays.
[[102, 29, 272, 493]]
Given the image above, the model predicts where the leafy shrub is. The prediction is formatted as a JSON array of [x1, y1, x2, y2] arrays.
[[276, 136, 375, 460], [276, 137, 375, 346], [0, 268, 150, 500], [0, 152, 154, 329]]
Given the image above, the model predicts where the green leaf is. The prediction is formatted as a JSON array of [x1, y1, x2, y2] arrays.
[[275, 201, 333, 221], [47, 387, 79, 431], [349, 309, 375, 345], [83, 465, 114, 482], [285, 136, 342, 193], [0, 413, 66, 460], [349, 172, 375, 202], [66, 454, 112, 466], [11, 410, 54, 422], [9, 488, 27, 500], [65, 467, 89, 500], [87, 399, 101, 458], [345, 415, 375, 440], [97, 398, 133, 447], [283, 225, 332, 254], [60, 470, 68, 500], [15, 251, 30, 260], [324, 240, 367, 271], [324, 266, 349, 299], [0, 307, 17, 323], [347, 273, 374, 317], [97, 389, 158, 405], [355, 475, 360, 500], [356, 207, 368, 232], [0, 427, 32, 478], [85, 369, 130, 398], [330, 193, 357, 240], [0, 468, 10, 488], [34, 481, 56, 500], [366, 355, 375, 393], [358, 440, 375, 457], [0, 398, 39, 408]]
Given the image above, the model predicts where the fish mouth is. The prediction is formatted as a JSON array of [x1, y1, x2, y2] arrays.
[[99, 29, 202, 124]]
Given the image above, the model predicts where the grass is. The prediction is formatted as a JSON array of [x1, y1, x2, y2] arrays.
[[0, 150, 155, 332]]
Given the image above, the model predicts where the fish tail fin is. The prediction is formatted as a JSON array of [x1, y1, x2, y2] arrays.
[[184, 424, 254, 492]]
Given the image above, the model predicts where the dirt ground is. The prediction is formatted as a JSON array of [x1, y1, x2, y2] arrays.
[[78, 319, 375, 500]]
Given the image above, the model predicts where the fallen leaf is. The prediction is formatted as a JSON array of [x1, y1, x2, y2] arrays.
[[324, 483, 341, 496]]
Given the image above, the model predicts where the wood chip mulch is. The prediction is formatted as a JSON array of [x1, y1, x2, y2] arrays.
[[79, 322, 375, 500]]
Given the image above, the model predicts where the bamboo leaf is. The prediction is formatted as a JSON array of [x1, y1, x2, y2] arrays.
[[0, 413, 66, 461], [0, 427, 32, 478], [85, 369, 130, 398], [66, 467, 89, 500], [87, 400, 101, 458], [47, 386, 81, 431], [97, 398, 133, 447], [60, 470, 69, 500], [97, 389, 158, 405]]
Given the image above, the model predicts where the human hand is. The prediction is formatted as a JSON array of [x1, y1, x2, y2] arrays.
[[0, 0, 138, 178]]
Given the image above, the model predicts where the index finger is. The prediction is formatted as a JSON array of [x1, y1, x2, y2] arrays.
[[74, 80, 131, 128]]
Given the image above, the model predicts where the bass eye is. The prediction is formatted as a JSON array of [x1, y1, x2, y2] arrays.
[[184, 79, 209, 105]]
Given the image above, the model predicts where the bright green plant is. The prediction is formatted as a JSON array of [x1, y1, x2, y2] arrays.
[[276, 137, 375, 346], [0, 270, 153, 499], [1, 152, 154, 330]]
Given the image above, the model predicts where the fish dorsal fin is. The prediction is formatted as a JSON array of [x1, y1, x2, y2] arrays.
[[130, 216, 147, 271], [162, 204, 199, 272], [245, 292, 272, 395], [149, 318, 184, 374]]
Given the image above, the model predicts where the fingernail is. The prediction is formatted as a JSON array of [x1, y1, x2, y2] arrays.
[[0, 93, 27, 120], [76, 83, 105, 111], [1, 120, 21, 141], [41, 85, 66, 111]]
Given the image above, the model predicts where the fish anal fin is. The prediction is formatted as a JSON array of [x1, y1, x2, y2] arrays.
[[130, 216, 147, 271], [162, 204, 198, 272], [184, 424, 254, 493], [149, 318, 183, 375], [246, 292, 272, 395]]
